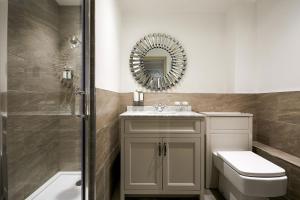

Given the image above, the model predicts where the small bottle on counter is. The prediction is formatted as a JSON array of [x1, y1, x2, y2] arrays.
[[133, 90, 140, 106], [133, 90, 144, 106], [138, 91, 144, 106]]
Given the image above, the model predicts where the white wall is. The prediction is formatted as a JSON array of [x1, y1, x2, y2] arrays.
[[256, 0, 300, 92], [95, 0, 121, 92], [96, 0, 300, 93], [120, 12, 236, 93], [226, 2, 258, 93]]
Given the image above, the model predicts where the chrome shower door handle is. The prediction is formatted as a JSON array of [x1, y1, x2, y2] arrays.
[[158, 143, 162, 156], [74, 87, 87, 119]]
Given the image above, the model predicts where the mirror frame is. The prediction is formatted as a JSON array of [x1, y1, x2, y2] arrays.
[[130, 33, 187, 91]]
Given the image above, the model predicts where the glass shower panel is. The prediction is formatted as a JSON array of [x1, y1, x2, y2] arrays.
[[0, 0, 8, 199], [6, 0, 84, 199]]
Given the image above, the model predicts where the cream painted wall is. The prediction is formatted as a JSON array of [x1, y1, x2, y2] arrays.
[[120, 12, 235, 93], [95, 0, 300, 93], [226, 2, 257, 93], [256, 0, 300, 92], [95, 0, 120, 92]]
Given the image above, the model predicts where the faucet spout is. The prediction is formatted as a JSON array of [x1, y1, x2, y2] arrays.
[[154, 103, 166, 112]]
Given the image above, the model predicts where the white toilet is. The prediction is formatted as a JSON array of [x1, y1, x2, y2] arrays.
[[202, 112, 287, 200], [213, 151, 287, 200]]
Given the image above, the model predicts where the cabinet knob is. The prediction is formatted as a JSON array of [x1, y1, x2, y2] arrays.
[[163, 143, 167, 156]]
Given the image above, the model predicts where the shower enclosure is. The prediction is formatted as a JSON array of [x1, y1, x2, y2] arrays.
[[0, 0, 95, 199]]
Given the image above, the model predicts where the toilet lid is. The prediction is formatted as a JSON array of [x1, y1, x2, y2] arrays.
[[217, 151, 286, 177]]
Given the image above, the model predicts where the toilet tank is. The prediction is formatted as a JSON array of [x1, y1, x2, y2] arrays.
[[200, 112, 253, 189]]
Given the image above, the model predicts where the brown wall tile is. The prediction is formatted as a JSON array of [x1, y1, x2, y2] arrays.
[[96, 88, 120, 131], [256, 92, 300, 158], [95, 88, 121, 200], [7, 1, 82, 199], [254, 148, 300, 200], [120, 92, 257, 113]]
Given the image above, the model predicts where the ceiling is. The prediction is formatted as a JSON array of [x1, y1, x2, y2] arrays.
[[56, 0, 81, 6], [120, 0, 256, 13]]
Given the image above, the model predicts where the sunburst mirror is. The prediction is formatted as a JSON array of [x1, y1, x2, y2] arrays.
[[129, 33, 187, 91]]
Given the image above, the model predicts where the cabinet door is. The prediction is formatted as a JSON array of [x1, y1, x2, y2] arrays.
[[124, 137, 163, 190], [163, 137, 201, 191]]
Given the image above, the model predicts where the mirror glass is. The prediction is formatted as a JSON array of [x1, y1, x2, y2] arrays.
[[130, 33, 186, 91], [144, 48, 172, 78]]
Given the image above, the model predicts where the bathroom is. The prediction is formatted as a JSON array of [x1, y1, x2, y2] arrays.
[[0, 0, 299, 200]]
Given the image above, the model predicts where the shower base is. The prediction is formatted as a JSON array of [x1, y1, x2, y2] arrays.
[[25, 171, 82, 200]]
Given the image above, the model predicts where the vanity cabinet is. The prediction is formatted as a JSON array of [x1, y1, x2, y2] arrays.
[[163, 137, 201, 191], [124, 137, 163, 190], [120, 116, 204, 199]]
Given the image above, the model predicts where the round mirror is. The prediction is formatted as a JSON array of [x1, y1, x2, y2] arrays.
[[130, 33, 187, 91], [144, 48, 172, 78]]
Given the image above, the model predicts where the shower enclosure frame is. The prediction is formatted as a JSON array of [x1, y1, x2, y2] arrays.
[[82, 0, 96, 199], [0, 0, 97, 199]]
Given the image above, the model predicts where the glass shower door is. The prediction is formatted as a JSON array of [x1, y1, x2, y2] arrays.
[[0, 0, 94, 199], [0, 0, 8, 199]]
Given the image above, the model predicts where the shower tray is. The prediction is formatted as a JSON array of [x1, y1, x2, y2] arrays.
[[25, 171, 81, 200]]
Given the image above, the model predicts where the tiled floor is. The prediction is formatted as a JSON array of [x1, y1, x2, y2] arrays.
[[112, 184, 225, 200], [124, 198, 199, 200]]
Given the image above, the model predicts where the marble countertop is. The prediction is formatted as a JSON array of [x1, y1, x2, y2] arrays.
[[120, 106, 204, 117], [120, 106, 253, 117], [120, 111, 205, 117]]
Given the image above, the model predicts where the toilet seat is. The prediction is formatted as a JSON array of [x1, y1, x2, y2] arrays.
[[213, 151, 287, 197], [217, 151, 286, 177]]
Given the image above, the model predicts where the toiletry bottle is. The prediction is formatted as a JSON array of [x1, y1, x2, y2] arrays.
[[133, 90, 139, 106], [138, 91, 144, 106]]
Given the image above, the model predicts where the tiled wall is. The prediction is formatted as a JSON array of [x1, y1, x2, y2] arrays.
[[120, 92, 257, 113], [256, 92, 300, 158], [95, 88, 121, 200], [59, 6, 82, 94], [57, 6, 82, 172], [6, 115, 80, 199], [255, 91, 300, 200], [7, 1, 82, 199], [7, 0, 60, 199]]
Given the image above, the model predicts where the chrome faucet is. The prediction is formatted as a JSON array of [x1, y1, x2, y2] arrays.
[[154, 104, 166, 112]]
